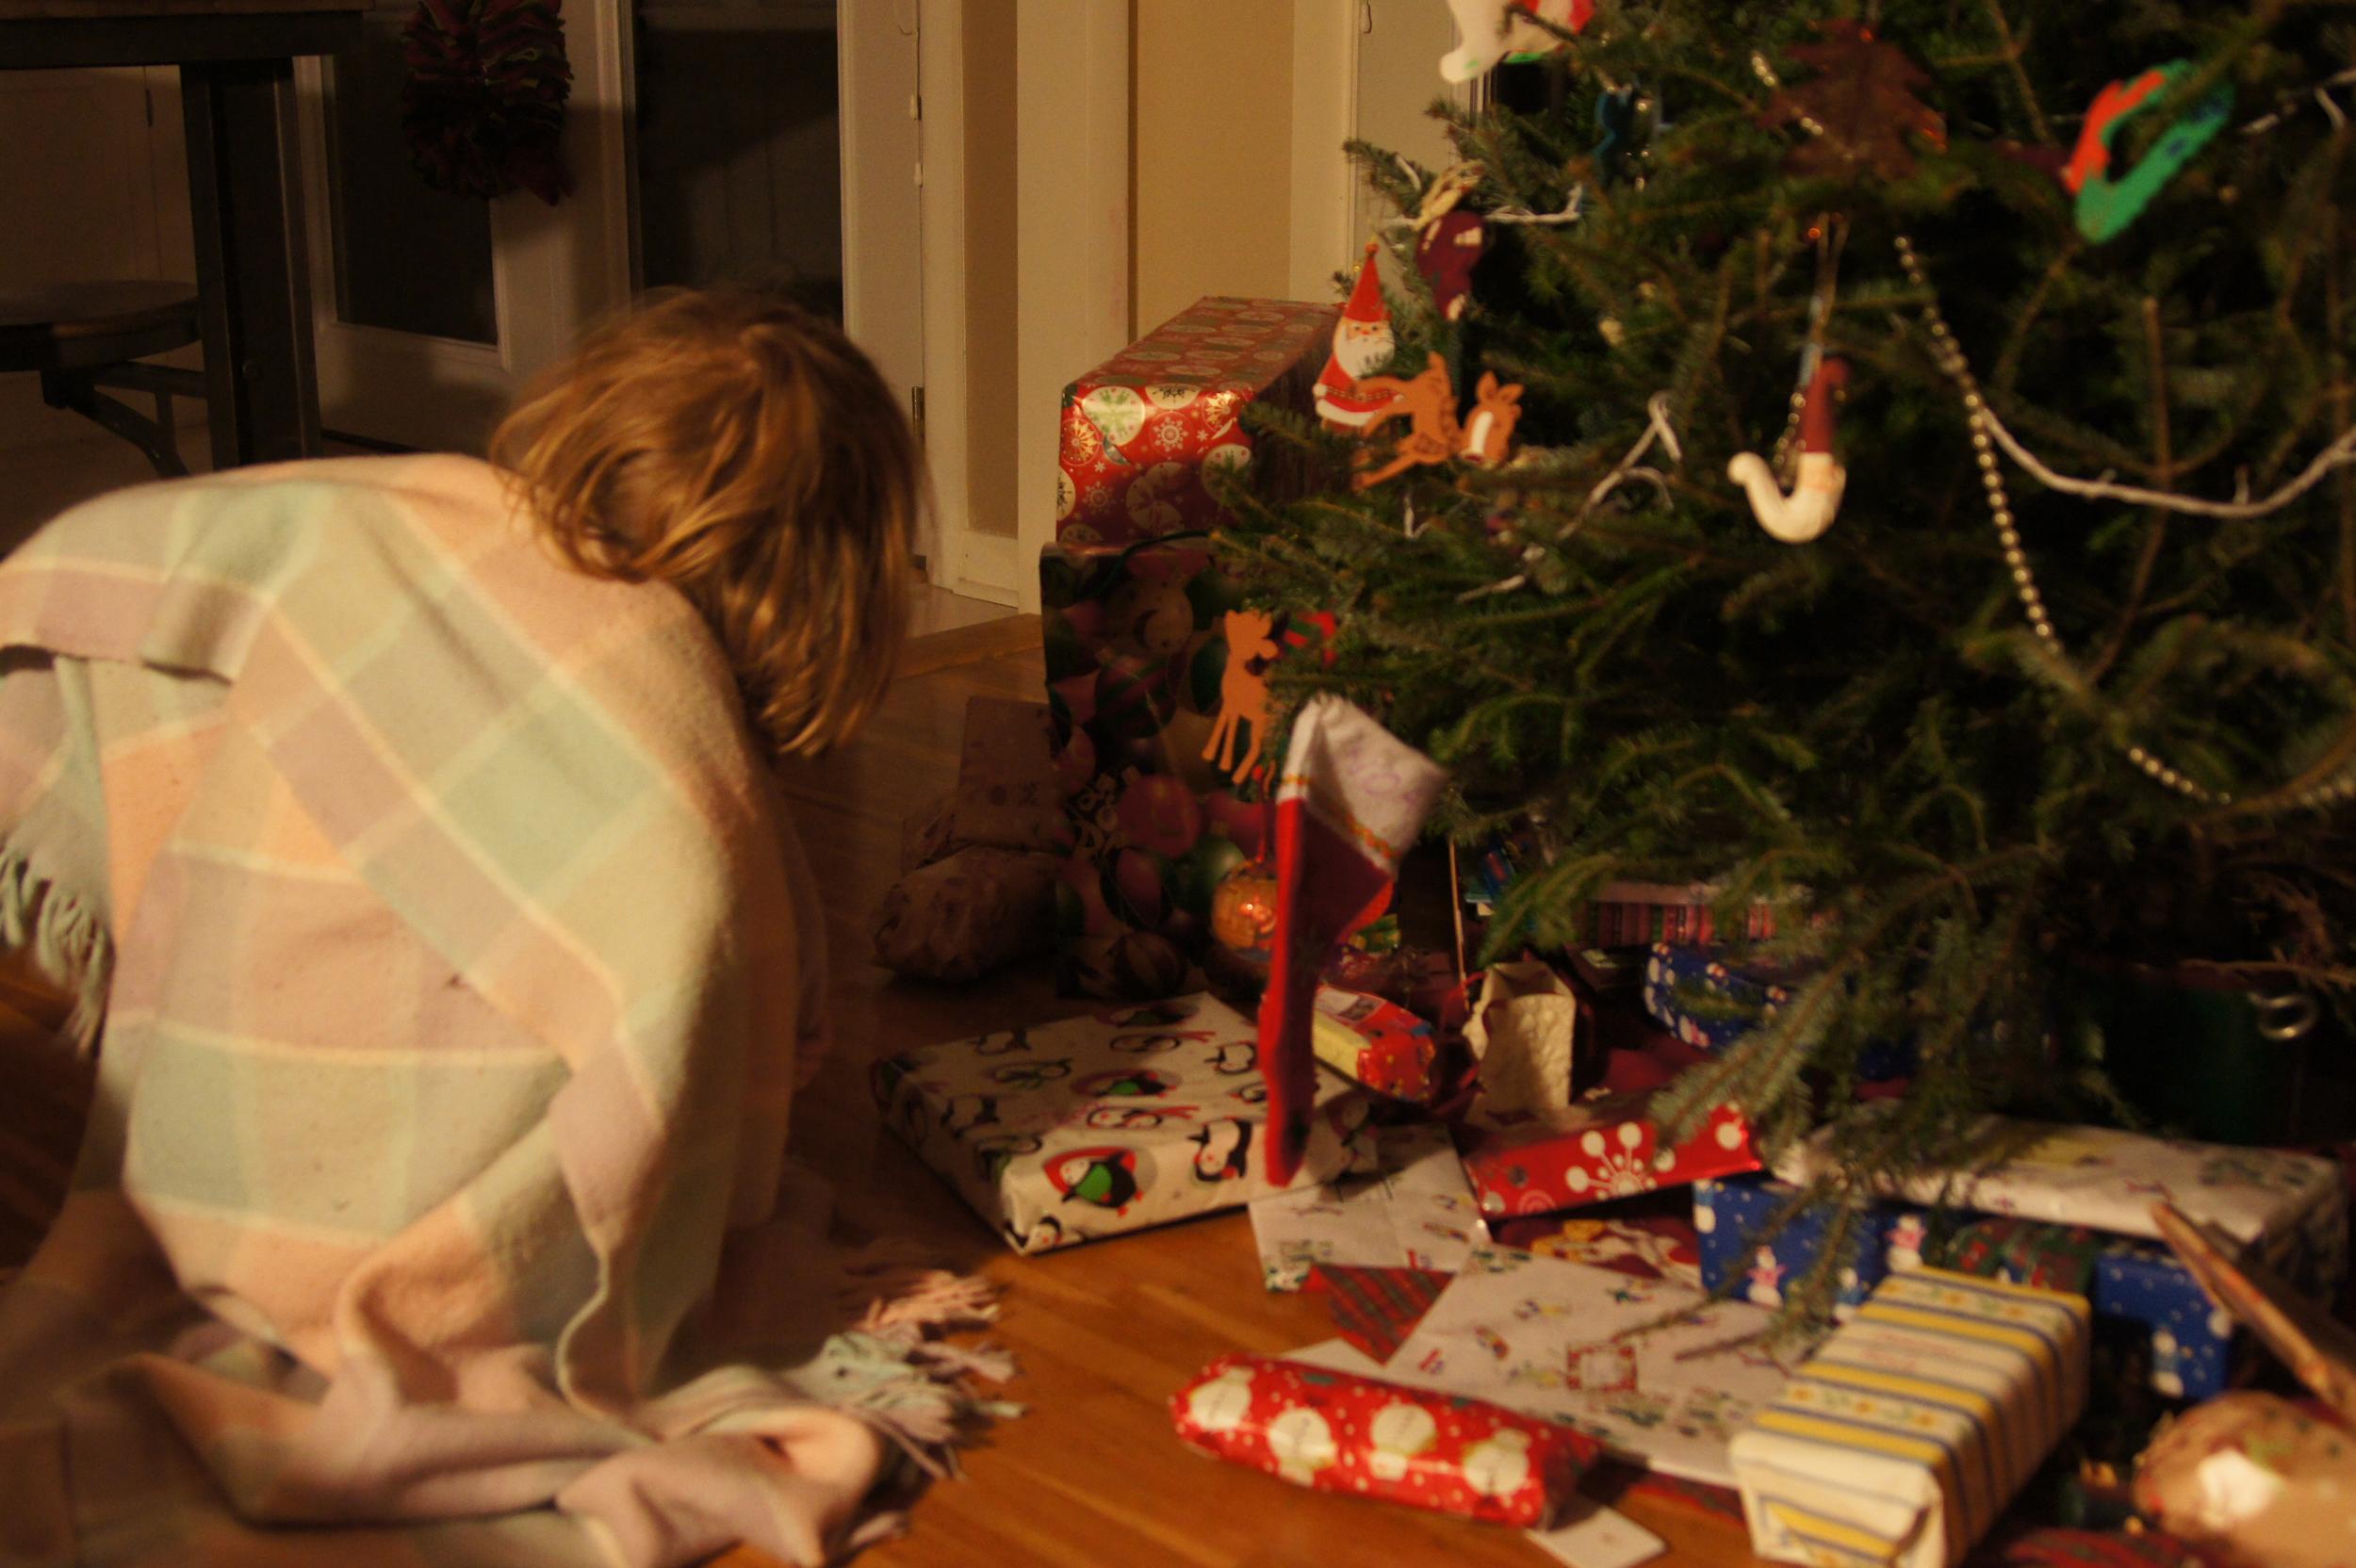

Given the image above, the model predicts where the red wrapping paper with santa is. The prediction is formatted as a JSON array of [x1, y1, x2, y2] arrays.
[[1171, 1352, 1596, 1527]]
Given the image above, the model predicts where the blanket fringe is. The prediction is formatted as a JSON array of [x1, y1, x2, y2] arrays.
[[833, 1237, 1001, 1334], [0, 844, 111, 1054], [818, 1242, 1022, 1482]]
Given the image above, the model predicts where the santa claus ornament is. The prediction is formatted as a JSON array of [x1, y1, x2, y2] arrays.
[[1315, 243, 1399, 433], [1440, 0, 1596, 83], [1727, 357, 1851, 543]]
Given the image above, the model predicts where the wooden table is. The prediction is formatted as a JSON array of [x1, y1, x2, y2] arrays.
[[772, 618, 1767, 1568], [0, 0, 365, 467]]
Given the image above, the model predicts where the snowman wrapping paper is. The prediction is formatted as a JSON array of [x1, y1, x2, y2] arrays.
[[1057, 296, 1333, 548], [1170, 1351, 1597, 1527], [871, 992, 1378, 1254]]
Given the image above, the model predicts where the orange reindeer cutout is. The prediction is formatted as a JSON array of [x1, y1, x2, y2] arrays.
[[1352, 352, 1464, 490], [1462, 371, 1524, 466], [1203, 609, 1281, 782]]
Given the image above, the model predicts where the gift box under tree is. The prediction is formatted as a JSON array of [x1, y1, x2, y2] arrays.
[[1452, 1081, 1759, 1221], [870, 991, 1376, 1254], [1042, 537, 1268, 998], [1057, 297, 1333, 548]]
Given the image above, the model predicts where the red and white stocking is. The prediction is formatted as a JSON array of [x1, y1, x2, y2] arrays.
[[1258, 697, 1448, 1182]]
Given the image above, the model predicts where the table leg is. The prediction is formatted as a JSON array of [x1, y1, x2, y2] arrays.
[[181, 58, 322, 468]]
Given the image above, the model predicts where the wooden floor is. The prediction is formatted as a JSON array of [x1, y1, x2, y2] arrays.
[[770, 618, 1767, 1568]]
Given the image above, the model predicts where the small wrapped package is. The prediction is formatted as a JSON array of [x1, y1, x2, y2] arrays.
[[2133, 1394, 2356, 1568], [1311, 986, 1444, 1102], [1948, 1217, 2248, 1402], [1643, 943, 1793, 1053], [1454, 1082, 1759, 1221], [1058, 297, 1333, 547], [1776, 1114, 2350, 1299], [872, 848, 1059, 982], [1171, 1351, 1596, 1527], [1729, 1268, 2091, 1568], [871, 991, 1375, 1253], [1645, 944, 1915, 1080], [1695, 1174, 1897, 1318]]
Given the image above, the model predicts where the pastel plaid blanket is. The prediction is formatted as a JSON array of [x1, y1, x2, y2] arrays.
[[0, 457, 1001, 1567]]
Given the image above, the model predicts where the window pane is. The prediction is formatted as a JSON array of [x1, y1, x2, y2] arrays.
[[324, 23, 499, 345]]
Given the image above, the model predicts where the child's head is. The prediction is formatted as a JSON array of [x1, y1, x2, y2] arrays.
[[491, 286, 919, 759]]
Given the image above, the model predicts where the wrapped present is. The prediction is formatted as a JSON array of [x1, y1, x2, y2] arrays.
[[1489, 1195, 1703, 1289], [1043, 537, 1284, 999], [1646, 945, 1916, 1080], [1171, 1351, 1597, 1527], [1058, 297, 1333, 547], [1250, 1123, 1484, 1289], [2133, 1393, 2356, 1568], [1595, 883, 1780, 946], [870, 991, 1375, 1253], [1695, 1174, 1895, 1319], [1775, 1113, 2351, 1296], [1379, 1247, 1796, 1486], [1454, 1081, 1759, 1221], [1312, 986, 1445, 1102], [1941, 1215, 2245, 1403], [1643, 944, 1792, 1054], [941, 696, 1071, 855], [871, 847, 1060, 982], [1729, 1268, 2092, 1568]]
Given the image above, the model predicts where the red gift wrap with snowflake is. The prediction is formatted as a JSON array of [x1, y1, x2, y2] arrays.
[[1170, 1352, 1597, 1527], [1057, 297, 1333, 547], [1454, 1085, 1761, 1220]]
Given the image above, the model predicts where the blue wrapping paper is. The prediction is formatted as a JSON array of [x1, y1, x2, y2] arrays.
[[1694, 1174, 1895, 1318]]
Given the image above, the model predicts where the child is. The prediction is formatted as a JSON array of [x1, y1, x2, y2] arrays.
[[0, 289, 983, 1568]]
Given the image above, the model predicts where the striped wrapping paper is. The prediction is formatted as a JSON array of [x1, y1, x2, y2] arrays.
[[1730, 1267, 2091, 1568]]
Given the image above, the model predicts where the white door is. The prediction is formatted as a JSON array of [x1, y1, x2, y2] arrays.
[[1288, 0, 1470, 302], [297, 1, 922, 455], [292, 1, 630, 453]]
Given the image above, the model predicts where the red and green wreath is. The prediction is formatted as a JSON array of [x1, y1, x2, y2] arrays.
[[401, 0, 574, 205]]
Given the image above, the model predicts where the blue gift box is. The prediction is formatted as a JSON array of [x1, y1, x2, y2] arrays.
[[1644, 944, 1916, 1079], [2091, 1241, 2239, 1400], [1693, 1174, 1892, 1318], [1644, 946, 1788, 1054]]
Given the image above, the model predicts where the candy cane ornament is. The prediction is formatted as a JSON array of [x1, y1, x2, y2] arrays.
[[1728, 358, 1851, 543]]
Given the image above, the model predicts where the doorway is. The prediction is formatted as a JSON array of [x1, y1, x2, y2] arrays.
[[292, 0, 923, 457]]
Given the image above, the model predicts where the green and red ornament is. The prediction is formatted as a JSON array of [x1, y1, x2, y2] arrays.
[[401, 0, 574, 204]]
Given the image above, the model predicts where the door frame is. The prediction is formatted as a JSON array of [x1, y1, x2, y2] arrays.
[[914, 0, 985, 599], [1003, 0, 1130, 613], [290, 0, 631, 453], [1287, 0, 1476, 301]]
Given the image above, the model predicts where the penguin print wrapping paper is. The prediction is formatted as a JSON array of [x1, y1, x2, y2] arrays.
[[1170, 1351, 1598, 1528], [871, 992, 1379, 1254]]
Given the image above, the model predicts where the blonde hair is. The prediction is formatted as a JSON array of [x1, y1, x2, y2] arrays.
[[491, 286, 918, 759]]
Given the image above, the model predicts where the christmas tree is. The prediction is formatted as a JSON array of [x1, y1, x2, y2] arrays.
[[1225, 1, 2356, 1319]]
